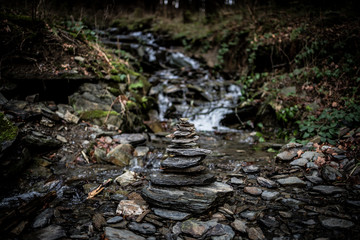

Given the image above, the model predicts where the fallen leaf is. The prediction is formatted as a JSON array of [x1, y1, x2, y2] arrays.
[[314, 156, 326, 167], [297, 150, 304, 157]]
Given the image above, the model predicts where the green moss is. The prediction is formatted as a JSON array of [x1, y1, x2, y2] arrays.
[[79, 110, 119, 120], [0, 113, 18, 142], [108, 87, 121, 96]]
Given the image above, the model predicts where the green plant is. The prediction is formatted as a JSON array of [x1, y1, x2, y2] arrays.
[[64, 20, 97, 41], [277, 105, 299, 123]]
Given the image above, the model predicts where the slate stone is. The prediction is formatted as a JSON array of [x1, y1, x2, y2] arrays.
[[257, 177, 277, 188], [290, 158, 308, 167], [261, 191, 280, 201], [244, 187, 262, 196], [312, 185, 346, 195], [247, 227, 265, 240], [106, 144, 134, 167], [104, 227, 145, 240], [321, 165, 342, 182], [230, 177, 244, 185], [23, 131, 62, 149], [243, 165, 260, 173], [319, 217, 354, 229], [127, 222, 156, 235], [32, 208, 54, 228], [107, 216, 123, 224], [166, 148, 212, 156], [161, 156, 203, 169], [180, 220, 213, 238], [207, 223, 235, 240], [153, 208, 191, 220], [163, 165, 206, 173], [301, 151, 324, 160], [113, 133, 146, 146], [149, 172, 215, 186], [260, 216, 279, 228], [276, 150, 297, 161], [305, 175, 323, 184], [277, 177, 306, 187], [281, 198, 304, 208], [141, 182, 233, 214], [240, 211, 257, 221], [32, 225, 66, 240], [231, 219, 247, 233], [173, 130, 195, 137], [171, 136, 199, 144]]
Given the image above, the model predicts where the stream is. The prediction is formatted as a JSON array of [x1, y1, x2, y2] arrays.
[[0, 30, 359, 240]]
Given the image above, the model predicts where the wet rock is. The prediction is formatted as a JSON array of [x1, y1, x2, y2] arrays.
[[207, 223, 235, 240], [311, 185, 346, 195], [92, 213, 106, 230], [23, 131, 62, 149], [276, 150, 297, 161], [113, 133, 146, 146], [106, 144, 134, 167], [153, 208, 191, 220], [104, 227, 145, 240], [107, 216, 123, 224], [32, 225, 66, 240], [128, 222, 156, 235], [257, 177, 277, 188], [180, 220, 215, 238], [243, 165, 260, 173], [260, 216, 279, 228], [163, 165, 206, 173], [277, 177, 306, 187], [134, 146, 149, 156], [305, 175, 323, 184], [290, 158, 308, 167], [240, 211, 257, 221], [261, 191, 280, 201], [161, 156, 203, 169], [231, 219, 247, 233], [247, 227, 265, 240], [321, 165, 342, 182], [115, 170, 137, 186], [116, 200, 148, 217], [319, 217, 354, 229], [166, 148, 212, 156], [244, 187, 262, 196], [142, 182, 233, 214], [230, 177, 244, 185], [281, 198, 304, 208], [32, 208, 54, 228], [149, 172, 215, 186]]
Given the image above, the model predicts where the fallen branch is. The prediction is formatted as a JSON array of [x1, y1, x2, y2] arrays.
[[86, 178, 113, 200]]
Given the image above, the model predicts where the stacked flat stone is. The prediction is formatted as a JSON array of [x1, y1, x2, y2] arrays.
[[142, 118, 233, 214]]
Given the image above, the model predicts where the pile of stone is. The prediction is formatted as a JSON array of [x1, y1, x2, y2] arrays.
[[142, 118, 233, 214]]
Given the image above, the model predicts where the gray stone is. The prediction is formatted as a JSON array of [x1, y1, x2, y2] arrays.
[[281, 198, 304, 208], [149, 172, 215, 186], [32, 225, 66, 240], [153, 208, 191, 220], [277, 177, 306, 187], [321, 165, 342, 182], [240, 211, 257, 221], [261, 191, 279, 201], [128, 222, 156, 235], [166, 148, 212, 157], [107, 216, 123, 224], [306, 162, 319, 169], [163, 165, 206, 173], [305, 175, 323, 184], [161, 156, 203, 169], [207, 223, 235, 240], [312, 185, 346, 195], [319, 217, 354, 229], [259, 216, 279, 228], [276, 150, 297, 161], [244, 187, 262, 196], [301, 151, 324, 161], [180, 220, 213, 238], [92, 213, 106, 230], [113, 133, 146, 146], [23, 131, 62, 149], [280, 142, 303, 151], [230, 177, 244, 185], [74, 56, 85, 62], [243, 165, 260, 173], [141, 182, 233, 214], [171, 135, 199, 144], [134, 146, 149, 156], [231, 219, 247, 233], [247, 227, 265, 240], [106, 144, 134, 167], [104, 227, 146, 240], [290, 158, 308, 167], [302, 219, 317, 225], [32, 208, 54, 228], [257, 177, 277, 188]]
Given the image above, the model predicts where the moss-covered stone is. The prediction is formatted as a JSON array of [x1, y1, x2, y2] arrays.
[[0, 113, 18, 150], [79, 110, 119, 120]]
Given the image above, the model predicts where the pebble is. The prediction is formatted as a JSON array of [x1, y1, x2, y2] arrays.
[[257, 177, 277, 188], [243, 165, 260, 173], [261, 191, 280, 201], [240, 211, 257, 221], [277, 177, 306, 187], [230, 177, 244, 185], [244, 186, 263, 196], [180, 220, 213, 238], [247, 227, 265, 240], [319, 217, 354, 229], [231, 219, 247, 233], [127, 222, 156, 235]]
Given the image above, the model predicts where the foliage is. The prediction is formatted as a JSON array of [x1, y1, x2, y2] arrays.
[[298, 102, 360, 145], [64, 20, 97, 41], [0, 113, 18, 142]]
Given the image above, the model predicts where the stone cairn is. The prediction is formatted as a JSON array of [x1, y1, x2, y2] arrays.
[[142, 118, 233, 214]]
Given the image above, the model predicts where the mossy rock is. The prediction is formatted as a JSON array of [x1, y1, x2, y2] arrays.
[[79, 110, 119, 120], [0, 112, 18, 153]]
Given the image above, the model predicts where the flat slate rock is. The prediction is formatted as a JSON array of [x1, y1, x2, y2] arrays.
[[113, 133, 146, 146], [153, 208, 191, 220], [149, 172, 215, 186], [257, 177, 277, 188], [319, 217, 354, 229], [171, 136, 199, 144], [142, 182, 233, 214], [173, 130, 196, 137], [277, 177, 306, 187], [104, 227, 145, 240], [161, 156, 203, 169], [168, 142, 198, 149], [167, 148, 211, 156], [312, 185, 346, 195], [163, 165, 206, 173]]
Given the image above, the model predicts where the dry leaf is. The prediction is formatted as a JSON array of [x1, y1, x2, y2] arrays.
[[314, 156, 326, 167]]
